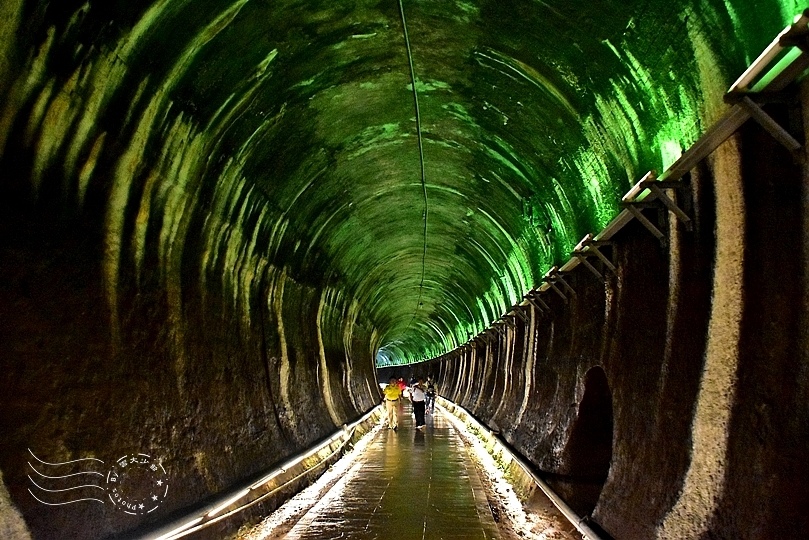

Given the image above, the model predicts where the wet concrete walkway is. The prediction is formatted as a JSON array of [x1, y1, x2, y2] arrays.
[[281, 402, 501, 540]]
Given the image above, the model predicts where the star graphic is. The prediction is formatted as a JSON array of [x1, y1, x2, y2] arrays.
[[157, 480, 163, 486], [152, 495, 158, 501], [139, 504, 144, 509]]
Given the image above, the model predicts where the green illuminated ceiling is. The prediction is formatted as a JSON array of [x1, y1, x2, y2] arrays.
[[1, 0, 803, 365]]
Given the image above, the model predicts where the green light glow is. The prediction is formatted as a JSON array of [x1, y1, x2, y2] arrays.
[[1, 0, 802, 367], [660, 140, 684, 171]]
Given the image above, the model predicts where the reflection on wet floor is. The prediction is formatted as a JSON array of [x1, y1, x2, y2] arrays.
[[281, 402, 500, 540]]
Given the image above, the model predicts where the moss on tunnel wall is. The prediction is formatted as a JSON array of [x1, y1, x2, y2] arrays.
[[0, 0, 805, 366]]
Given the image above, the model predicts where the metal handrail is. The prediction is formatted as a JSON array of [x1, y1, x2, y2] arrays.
[[437, 398, 605, 540], [144, 405, 383, 540]]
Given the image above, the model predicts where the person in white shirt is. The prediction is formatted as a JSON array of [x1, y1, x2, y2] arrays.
[[410, 378, 427, 429]]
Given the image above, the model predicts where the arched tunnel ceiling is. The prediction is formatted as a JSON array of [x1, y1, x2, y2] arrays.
[[0, 0, 801, 365]]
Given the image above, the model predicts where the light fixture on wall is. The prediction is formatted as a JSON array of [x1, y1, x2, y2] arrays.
[[524, 289, 550, 313], [542, 266, 574, 303], [511, 304, 529, 323], [621, 170, 692, 245], [572, 233, 616, 283]]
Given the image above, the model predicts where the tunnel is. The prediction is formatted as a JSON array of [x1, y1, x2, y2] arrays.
[[1, 0, 809, 538]]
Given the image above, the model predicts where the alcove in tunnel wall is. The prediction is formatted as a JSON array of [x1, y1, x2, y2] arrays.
[[561, 366, 613, 517], [416, 95, 809, 539]]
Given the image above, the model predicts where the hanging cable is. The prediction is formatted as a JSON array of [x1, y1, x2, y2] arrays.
[[397, 0, 429, 339]]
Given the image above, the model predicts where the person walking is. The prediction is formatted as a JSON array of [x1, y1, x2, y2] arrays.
[[410, 378, 427, 429], [382, 377, 403, 431], [425, 379, 436, 414]]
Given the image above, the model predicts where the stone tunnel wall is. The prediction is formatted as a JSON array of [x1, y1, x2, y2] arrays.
[[0, 194, 380, 539], [0, 3, 384, 539], [0, 62, 381, 540], [0, 194, 380, 540], [410, 94, 809, 539]]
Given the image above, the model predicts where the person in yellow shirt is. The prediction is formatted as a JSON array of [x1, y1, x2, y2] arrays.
[[382, 377, 403, 431]]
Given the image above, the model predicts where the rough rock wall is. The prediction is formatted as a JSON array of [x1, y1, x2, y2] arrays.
[[0, 195, 378, 540], [420, 95, 809, 539], [0, 25, 379, 540], [0, 2, 382, 539]]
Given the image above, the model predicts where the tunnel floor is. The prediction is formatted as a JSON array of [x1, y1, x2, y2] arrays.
[[248, 402, 501, 540]]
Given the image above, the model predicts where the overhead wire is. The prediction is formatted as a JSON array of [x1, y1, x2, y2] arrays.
[[397, 0, 429, 343]]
